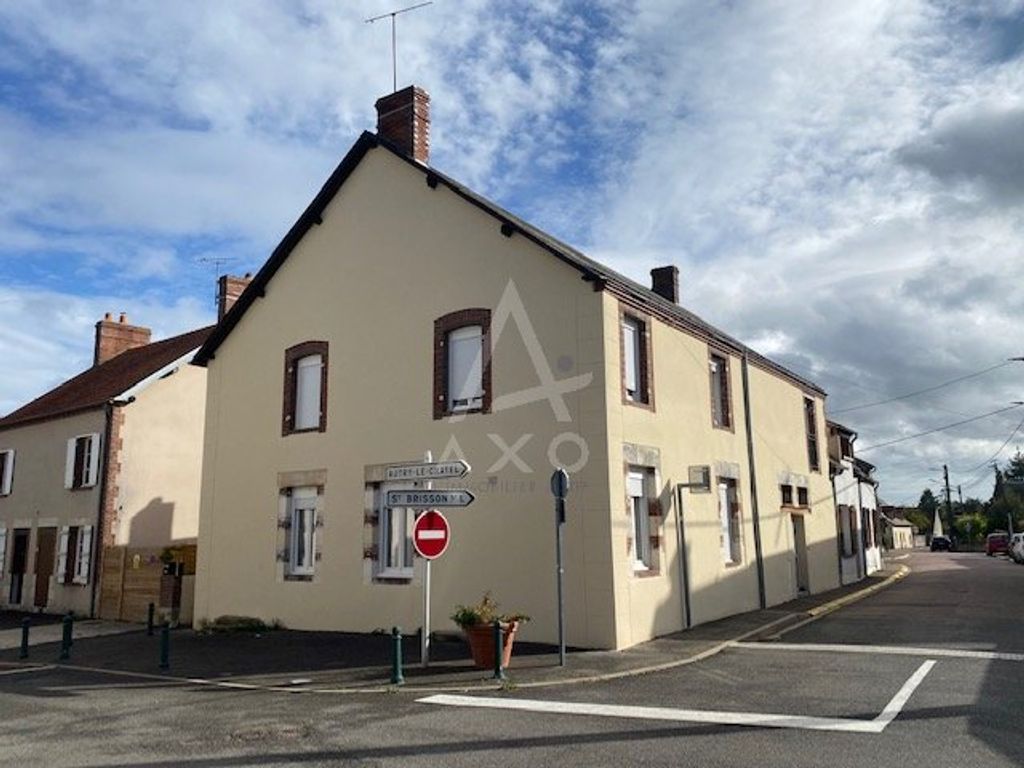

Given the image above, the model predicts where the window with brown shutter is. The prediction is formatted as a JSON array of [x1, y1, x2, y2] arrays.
[[282, 341, 329, 436], [709, 351, 732, 429], [433, 309, 492, 420], [804, 397, 820, 472], [620, 307, 654, 408]]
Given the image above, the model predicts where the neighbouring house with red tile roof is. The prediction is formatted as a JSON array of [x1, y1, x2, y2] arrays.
[[0, 276, 247, 622]]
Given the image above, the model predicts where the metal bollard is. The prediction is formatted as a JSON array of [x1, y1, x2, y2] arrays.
[[391, 627, 404, 685], [159, 623, 170, 670], [19, 617, 30, 660], [492, 620, 506, 681], [147, 603, 155, 636], [59, 614, 73, 661]]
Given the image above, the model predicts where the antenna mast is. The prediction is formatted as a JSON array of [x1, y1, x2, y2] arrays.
[[365, 1, 433, 93]]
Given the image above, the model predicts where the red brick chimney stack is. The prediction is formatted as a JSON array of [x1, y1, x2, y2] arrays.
[[217, 273, 253, 321], [94, 312, 152, 366], [651, 265, 680, 304], [375, 85, 430, 164]]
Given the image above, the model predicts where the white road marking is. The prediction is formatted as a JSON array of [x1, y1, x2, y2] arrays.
[[0, 664, 55, 676], [419, 661, 935, 734], [873, 661, 935, 729], [732, 641, 1024, 662]]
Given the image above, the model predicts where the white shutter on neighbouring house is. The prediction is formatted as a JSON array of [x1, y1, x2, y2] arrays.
[[57, 527, 70, 581], [0, 450, 13, 495], [0, 528, 7, 574], [74, 525, 93, 584], [64, 439, 76, 489], [84, 433, 101, 487]]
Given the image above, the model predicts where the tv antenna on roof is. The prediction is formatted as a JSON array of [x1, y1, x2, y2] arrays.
[[365, 1, 433, 93]]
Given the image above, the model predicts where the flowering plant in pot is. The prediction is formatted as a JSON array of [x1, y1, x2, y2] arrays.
[[451, 592, 529, 669]]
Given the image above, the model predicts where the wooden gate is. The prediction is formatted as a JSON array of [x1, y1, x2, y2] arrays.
[[98, 546, 166, 623]]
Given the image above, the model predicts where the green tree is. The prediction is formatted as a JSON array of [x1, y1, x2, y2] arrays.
[[918, 489, 940, 520], [954, 512, 987, 544], [988, 452, 1024, 532]]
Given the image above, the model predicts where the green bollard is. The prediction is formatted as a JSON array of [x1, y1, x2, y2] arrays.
[[147, 603, 155, 636], [59, 614, 73, 661], [492, 620, 506, 681], [391, 627, 404, 685], [19, 617, 30, 660], [159, 622, 170, 670]]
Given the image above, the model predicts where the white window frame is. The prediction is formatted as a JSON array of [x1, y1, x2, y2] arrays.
[[0, 527, 7, 574], [293, 355, 323, 431], [378, 483, 414, 578], [73, 525, 93, 584], [719, 479, 742, 565], [446, 325, 484, 412], [287, 487, 318, 577], [622, 317, 641, 402], [64, 434, 101, 490], [0, 449, 13, 496], [627, 469, 652, 572]]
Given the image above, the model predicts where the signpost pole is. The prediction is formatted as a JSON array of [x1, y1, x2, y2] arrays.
[[550, 468, 569, 667], [422, 450, 432, 668]]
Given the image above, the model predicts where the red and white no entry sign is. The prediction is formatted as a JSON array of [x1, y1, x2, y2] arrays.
[[413, 510, 450, 560]]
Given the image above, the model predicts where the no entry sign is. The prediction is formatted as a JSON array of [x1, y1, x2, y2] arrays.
[[413, 510, 450, 560]]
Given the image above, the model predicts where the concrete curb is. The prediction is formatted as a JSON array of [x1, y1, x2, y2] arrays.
[[36, 565, 911, 696], [766, 565, 911, 640]]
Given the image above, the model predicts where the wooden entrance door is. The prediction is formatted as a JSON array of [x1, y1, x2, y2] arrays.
[[9, 529, 29, 604], [34, 527, 57, 608], [791, 514, 810, 594]]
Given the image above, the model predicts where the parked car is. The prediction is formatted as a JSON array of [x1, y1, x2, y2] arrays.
[[930, 535, 953, 551], [1009, 533, 1024, 564], [986, 531, 1010, 556]]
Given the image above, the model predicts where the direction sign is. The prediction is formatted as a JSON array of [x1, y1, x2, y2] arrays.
[[385, 460, 471, 482], [413, 510, 450, 559], [386, 489, 476, 508]]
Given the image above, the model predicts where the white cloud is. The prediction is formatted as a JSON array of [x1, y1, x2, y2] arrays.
[[1, 1, 1022, 502]]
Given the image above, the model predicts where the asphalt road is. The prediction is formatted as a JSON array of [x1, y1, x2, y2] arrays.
[[1, 550, 1022, 767]]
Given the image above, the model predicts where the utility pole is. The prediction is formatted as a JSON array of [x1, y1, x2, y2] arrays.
[[957, 484, 963, 506], [943, 465, 955, 542]]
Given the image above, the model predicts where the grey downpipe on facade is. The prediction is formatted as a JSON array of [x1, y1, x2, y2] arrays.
[[740, 353, 767, 610], [673, 484, 693, 629], [856, 479, 868, 579], [90, 402, 116, 618], [832, 478, 843, 586]]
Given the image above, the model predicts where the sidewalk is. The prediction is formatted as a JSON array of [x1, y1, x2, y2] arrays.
[[0, 565, 907, 692], [0, 613, 137, 651]]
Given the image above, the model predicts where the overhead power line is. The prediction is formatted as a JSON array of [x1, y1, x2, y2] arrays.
[[954, 413, 1024, 475], [829, 360, 1014, 415], [857, 403, 1024, 454]]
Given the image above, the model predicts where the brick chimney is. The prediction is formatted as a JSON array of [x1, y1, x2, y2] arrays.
[[217, 273, 253, 321], [375, 85, 430, 164], [94, 312, 152, 366], [651, 266, 679, 304]]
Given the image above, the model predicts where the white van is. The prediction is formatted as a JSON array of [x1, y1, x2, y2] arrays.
[[1009, 533, 1024, 564]]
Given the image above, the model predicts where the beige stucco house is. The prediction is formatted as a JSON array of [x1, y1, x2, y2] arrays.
[[192, 86, 842, 650], [0, 294, 231, 621]]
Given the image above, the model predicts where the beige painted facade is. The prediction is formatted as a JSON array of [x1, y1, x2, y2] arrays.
[[0, 409, 107, 615], [0, 356, 206, 617], [195, 144, 842, 649], [117, 363, 206, 548]]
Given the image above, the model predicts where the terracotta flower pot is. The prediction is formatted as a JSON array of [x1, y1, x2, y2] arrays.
[[462, 621, 520, 669]]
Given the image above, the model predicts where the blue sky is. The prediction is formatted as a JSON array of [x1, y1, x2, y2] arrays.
[[2, 1, 1023, 504]]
